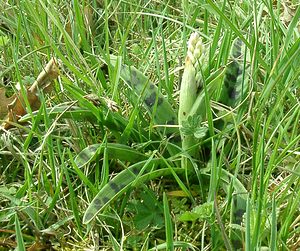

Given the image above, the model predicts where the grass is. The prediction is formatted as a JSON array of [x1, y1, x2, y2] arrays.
[[0, 0, 300, 250]]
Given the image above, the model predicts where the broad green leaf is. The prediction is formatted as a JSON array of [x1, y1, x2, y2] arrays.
[[75, 143, 147, 168], [19, 106, 97, 123], [219, 38, 249, 108], [83, 153, 159, 224], [83, 157, 187, 224], [110, 56, 178, 135]]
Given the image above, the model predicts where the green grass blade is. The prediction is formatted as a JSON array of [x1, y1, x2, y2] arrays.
[[270, 195, 277, 250], [15, 214, 26, 251], [245, 195, 251, 250], [63, 160, 82, 236], [163, 192, 174, 251]]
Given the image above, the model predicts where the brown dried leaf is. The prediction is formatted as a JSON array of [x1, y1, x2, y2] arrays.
[[0, 88, 15, 119], [30, 58, 59, 93], [2, 58, 59, 129], [5, 89, 41, 129]]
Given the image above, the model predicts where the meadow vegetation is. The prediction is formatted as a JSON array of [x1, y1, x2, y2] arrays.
[[0, 0, 300, 250]]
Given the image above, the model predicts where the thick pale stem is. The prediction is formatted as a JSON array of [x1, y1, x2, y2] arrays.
[[178, 57, 198, 158], [178, 33, 203, 166]]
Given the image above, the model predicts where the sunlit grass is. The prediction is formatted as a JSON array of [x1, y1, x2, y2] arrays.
[[1, 0, 300, 250]]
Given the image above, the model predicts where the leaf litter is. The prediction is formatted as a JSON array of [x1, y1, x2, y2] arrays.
[[0, 57, 59, 129]]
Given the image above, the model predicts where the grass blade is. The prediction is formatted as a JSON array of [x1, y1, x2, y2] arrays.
[[163, 192, 174, 251], [15, 214, 26, 251]]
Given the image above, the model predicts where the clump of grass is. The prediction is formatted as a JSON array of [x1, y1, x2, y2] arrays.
[[1, 1, 300, 250]]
